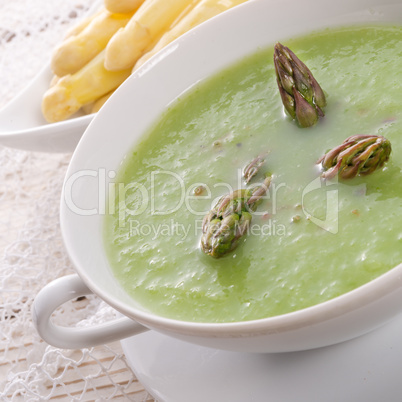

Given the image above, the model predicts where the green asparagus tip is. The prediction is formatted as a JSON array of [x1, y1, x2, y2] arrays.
[[201, 178, 271, 258], [274, 42, 326, 128], [317, 134, 392, 179]]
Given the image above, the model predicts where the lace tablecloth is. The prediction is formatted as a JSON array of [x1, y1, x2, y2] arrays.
[[0, 1, 153, 400]]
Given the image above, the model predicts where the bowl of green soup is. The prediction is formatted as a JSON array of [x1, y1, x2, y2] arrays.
[[33, 0, 402, 352]]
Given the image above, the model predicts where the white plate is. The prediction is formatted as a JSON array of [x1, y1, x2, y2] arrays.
[[0, 64, 94, 153], [0, 1, 101, 153], [121, 313, 402, 402]]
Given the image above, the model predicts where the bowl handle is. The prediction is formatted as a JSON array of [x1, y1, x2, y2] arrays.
[[32, 274, 149, 349]]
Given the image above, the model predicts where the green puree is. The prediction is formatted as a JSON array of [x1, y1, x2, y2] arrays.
[[104, 26, 402, 323]]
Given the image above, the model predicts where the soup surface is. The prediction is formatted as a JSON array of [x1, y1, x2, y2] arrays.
[[104, 25, 402, 323]]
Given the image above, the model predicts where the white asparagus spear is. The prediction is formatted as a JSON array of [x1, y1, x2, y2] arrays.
[[81, 91, 113, 114], [134, 0, 248, 71], [42, 51, 131, 122], [104, 0, 200, 71], [104, 0, 146, 14], [51, 9, 135, 77], [64, 10, 102, 38]]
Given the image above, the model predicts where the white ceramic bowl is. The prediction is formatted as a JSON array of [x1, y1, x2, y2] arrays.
[[33, 0, 402, 352]]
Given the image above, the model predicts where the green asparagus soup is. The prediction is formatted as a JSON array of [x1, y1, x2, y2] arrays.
[[104, 25, 402, 323]]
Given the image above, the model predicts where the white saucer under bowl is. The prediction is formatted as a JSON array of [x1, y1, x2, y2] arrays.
[[121, 313, 402, 402]]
